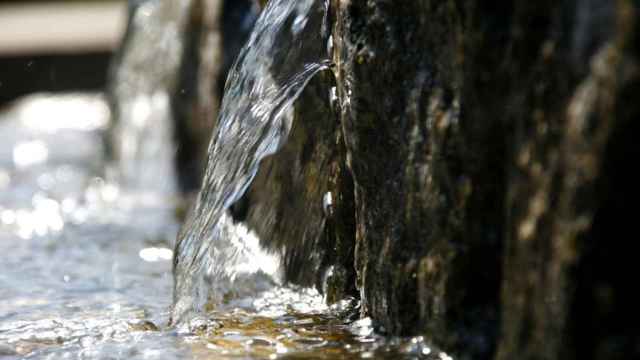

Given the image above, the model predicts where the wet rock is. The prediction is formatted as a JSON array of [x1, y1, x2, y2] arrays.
[[128, 320, 160, 332], [331, 0, 640, 359], [332, 0, 483, 346], [495, 3, 640, 359]]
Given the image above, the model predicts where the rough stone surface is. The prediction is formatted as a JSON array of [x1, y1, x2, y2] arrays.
[[494, 2, 639, 359], [330, 0, 640, 359], [332, 0, 491, 348]]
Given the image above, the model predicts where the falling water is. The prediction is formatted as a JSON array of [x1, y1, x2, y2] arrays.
[[108, 0, 192, 199], [171, 0, 333, 324]]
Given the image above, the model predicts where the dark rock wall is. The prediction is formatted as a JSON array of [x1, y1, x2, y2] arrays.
[[333, 0, 473, 341], [329, 0, 640, 359], [495, 2, 638, 359]]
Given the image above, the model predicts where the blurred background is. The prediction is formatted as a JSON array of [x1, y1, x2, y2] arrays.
[[0, 0, 127, 106]]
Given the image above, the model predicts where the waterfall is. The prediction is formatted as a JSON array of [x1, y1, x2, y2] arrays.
[[171, 0, 332, 324]]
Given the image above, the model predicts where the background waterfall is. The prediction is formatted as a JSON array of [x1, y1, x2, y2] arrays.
[[171, 0, 332, 324], [108, 0, 193, 200]]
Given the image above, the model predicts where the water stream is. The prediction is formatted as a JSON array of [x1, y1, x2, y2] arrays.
[[171, 0, 332, 324]]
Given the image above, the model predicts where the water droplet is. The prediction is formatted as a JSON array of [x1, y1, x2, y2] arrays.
[[139, 247, 173, 262], [13, 140, 48, 168], [323, 191, 334, 217], [329, 86, 339, 112]]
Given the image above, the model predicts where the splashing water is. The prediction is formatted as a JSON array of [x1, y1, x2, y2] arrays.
[[172, 0, 332, 324]]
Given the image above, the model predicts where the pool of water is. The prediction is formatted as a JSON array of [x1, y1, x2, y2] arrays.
[[0, 94, 452, 360]]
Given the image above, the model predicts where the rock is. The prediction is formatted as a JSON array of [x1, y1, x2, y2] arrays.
[[137, 0, 639, 358], [332, 0, 487, 347], [173, 0, 259, 192], [495, 2, 640, 359], [331, 0, 640, 359]]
